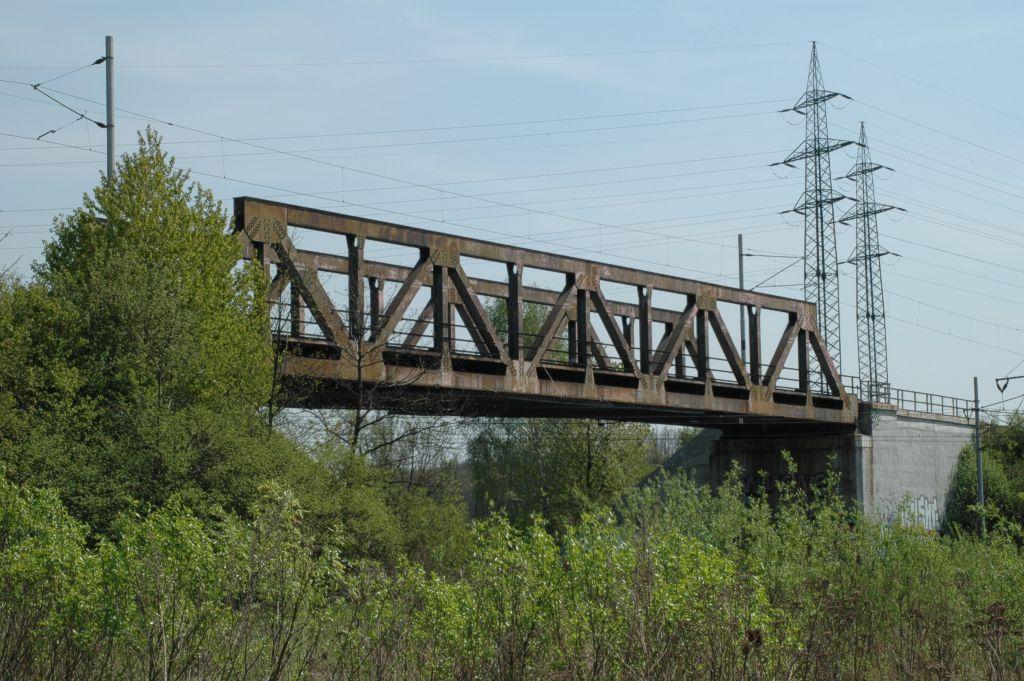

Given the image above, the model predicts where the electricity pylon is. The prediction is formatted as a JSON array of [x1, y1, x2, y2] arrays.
[[776, 42, 853, 381], [840, 122, 902, 403]]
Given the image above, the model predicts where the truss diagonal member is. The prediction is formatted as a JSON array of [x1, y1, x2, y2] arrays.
[[527, 282, 576, 372], [375, 254, 431, 343], [269, 240, 351, 351], [589, 288, 639, 376], [448, 263, 511, 364], [454, 303, 490, 355], [267, 270, 287, 303], [652, 302, 698, 378], [708, 308, 751, 387], [586, 320, 612, 371], [402, 302, 433, 348], [806, 328, 844, 397], [761, 313, 799, 392], [683, 336, 712, 380]]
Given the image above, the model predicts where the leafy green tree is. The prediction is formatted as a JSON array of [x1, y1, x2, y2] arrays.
[[946, 415, 1024, 531], [0, 129, 333, 533], [469, 418, 652, 531]]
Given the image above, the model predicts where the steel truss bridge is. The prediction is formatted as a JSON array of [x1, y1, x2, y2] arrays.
[[236, 197, 856, 428]]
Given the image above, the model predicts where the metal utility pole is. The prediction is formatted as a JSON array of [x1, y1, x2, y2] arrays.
[[775, 42, 853, 384], [840, 123, 901, 403], [105, 35, 114, 181], [974, 376, 985, 533], [738, 234, 746, 367]]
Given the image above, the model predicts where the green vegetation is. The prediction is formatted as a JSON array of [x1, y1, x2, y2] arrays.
[[3, 131, 1024, 679], [4, 466, 1024, 679], [0, 130, 465, 567], [469, 418, 652, 531], [468, 298, 657, 530], [946, 413, 1024, 531]]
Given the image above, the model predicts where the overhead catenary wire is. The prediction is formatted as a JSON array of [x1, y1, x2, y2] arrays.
[[2, 131, 776, 286], [0, 126, 792, 161], [4, 47, 1019, 292], [0, 87, 806, 279], [0, 40, 806, 71], [30, 57, 106, 88], [0, 97, 793, 151]]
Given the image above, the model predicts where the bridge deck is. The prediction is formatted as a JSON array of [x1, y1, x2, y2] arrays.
[[236, 197, 857, 428]]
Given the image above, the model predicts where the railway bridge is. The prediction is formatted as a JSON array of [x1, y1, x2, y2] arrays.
[[236, 196, 854, 429], [235, 197, 973, 529]]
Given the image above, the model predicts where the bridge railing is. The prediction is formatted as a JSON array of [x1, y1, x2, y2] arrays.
[[842, 375, 972, 419]]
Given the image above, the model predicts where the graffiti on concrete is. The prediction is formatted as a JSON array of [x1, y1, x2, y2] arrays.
[[879, 495, 941, 531]]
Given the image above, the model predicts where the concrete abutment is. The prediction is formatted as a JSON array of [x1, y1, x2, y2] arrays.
[[672, 403, 974, 531]]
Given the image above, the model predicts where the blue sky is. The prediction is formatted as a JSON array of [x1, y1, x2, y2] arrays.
[[2, 1, 1024, 408]]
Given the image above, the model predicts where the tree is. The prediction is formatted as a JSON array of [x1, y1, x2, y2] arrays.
[[945, 414, 1024, 532], [0, 129, 331, 533]]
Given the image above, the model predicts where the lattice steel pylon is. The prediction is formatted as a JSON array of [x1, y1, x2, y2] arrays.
[[776, 42, 853, 381], [839, 122, 902, 403]]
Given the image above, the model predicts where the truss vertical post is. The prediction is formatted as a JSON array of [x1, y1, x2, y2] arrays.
[[368, 276, 383, 339], [432, 265, 449, 353], [695, 309, 708, 381], [289, 284, 303, 337], [507, 263, 522, 360], [798, 328, 809, 393], [346, 235, 364, 338], [638, 286, 652, 374], [566, 274, 579, 365], [748, 306, 761, 384], [576, 287, 589, 367]]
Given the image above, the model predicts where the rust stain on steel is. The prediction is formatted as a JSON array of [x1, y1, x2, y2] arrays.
[[236, 197, 857, 427]]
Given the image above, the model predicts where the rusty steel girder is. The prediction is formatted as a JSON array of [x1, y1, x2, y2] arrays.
[[235, 197, 857, 427]]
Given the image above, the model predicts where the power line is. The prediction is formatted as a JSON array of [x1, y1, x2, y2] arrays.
[[0, 126, 790, 159], [837, 124, 1024, 197], [5, 91, 799, 270], [30, 57, 106, 88], [848, 119, 1024, 185], [7, 131, 785, 288], [887, 290, 1024, 336], [821, 42, 1024, 127], [147, 99, 793, 143], [900, 254, 1024, 293], [0, 41, 806, 71], [853, 98, 1024, 169], [888, 192, 1024, 242], [0, 109, 784, 164], [886, 270, 1024, 307], [749, 257, 802, 291], [883, 232, 1024, 276], [841, 301, 1020, 357]]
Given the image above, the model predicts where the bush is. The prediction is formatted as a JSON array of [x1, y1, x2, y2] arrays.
[[3, 465, 1024, 680]]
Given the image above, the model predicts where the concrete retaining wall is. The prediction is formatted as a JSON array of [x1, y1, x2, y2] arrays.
[[857, 404, 974, 530]]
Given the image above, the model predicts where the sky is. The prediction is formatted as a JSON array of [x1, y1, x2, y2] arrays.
[[2, 1, 1024, 411]]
